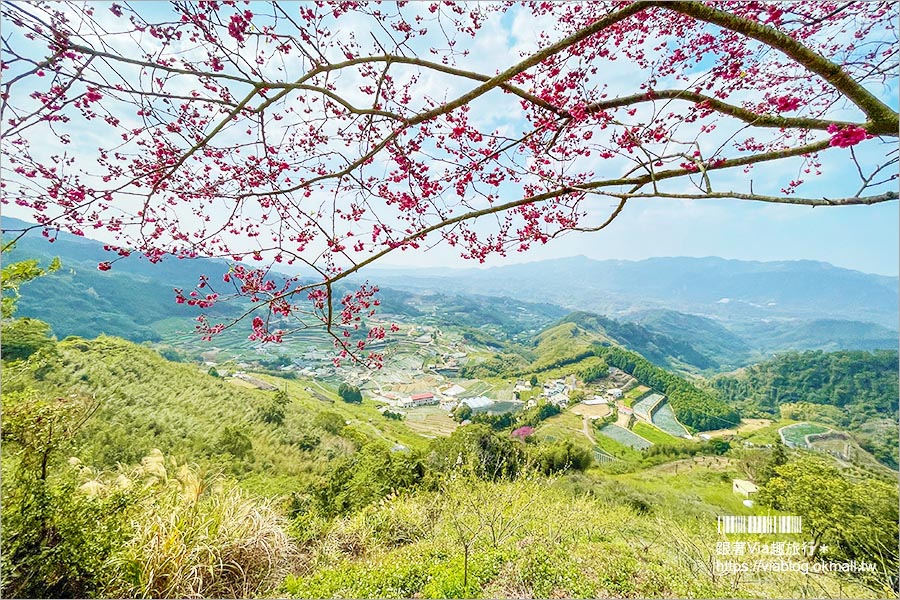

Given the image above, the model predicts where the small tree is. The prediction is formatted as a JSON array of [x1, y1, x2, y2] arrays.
[[259, 389, 290, 426], [757, 438, 788, 483], [452, 403, 473, 423], [313, 411, 347, 436], [215, 426, 253, 460], [337, 383, 363, 404]]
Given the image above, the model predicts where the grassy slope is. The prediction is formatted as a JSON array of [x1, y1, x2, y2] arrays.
[[282, 465, 878, 599], [5, 336, 440, 496]]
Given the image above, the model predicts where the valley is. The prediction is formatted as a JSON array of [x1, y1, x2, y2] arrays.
[[2, 218, 898, 599]]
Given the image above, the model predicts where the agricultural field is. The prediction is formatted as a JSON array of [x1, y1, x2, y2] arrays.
[[650, 401, 690, 438], [534, 411, 585, 443], [702, 418, 773, 439], [482, 400, 524, 415], [570, 402, 612, 419], [632, 421, 683, 446], [454, 379, 493, 398], [591, 431, 643, 462], [780, 422, 830, 448], [622, 385, 651, 407], [401, 405, 458, 438], [599, 423, 653, 450], [614, 458, 756, 515], [633, 392, 664, 420]]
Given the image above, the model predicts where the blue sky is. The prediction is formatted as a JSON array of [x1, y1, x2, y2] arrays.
[[371, 195, 899, 276]]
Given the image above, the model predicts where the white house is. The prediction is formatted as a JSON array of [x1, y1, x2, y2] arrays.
[[607, 388, 624, 399]]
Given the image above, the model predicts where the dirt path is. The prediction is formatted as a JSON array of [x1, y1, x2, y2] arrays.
[[615, 402, 632, 428], [581, 415, 596, 445]]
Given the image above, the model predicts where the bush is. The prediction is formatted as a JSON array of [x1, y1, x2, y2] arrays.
[[426, 424, 524, 481], [314, 411, 347, 435], [452, 403, 473, 423], [337, 383, 362, 404], [316, 443, 425, 516], [1, 318, 55, 362], [259, 390, 290, 426], [105, 471, 296, 598], [531, 439, 593, 474], [215, 425, 253, 459], [0, 468, 134, 599]]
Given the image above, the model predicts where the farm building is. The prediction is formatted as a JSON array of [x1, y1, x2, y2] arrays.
[[548, 393, 569, 407], [402, 392, 439, 408], [732, 479, 759, 498], [584, 396, 608, 406], [542, 380, 567, 398], [607, 388, 624, 399], [460, 396, 493, 411]]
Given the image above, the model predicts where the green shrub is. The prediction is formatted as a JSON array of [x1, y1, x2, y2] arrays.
[[531, 439, 593, 474], [314, 411, 347, 435], [337, 383, 362, 403], [215, 425, 253, 459], [0, 467, 134, 599], [1, 318, 55, 362]]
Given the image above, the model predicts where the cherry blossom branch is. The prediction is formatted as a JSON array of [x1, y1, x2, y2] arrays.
[[656, 1, 899, 133]]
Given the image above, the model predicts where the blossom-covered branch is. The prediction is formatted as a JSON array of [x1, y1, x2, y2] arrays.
[[2, 0, 897, 364]]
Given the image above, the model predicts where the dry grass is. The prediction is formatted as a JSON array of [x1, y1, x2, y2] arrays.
[[105, 468, 297, 598]]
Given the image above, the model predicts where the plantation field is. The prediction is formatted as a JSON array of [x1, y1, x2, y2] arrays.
[[455, 380, 493, 398], [650, 401, 690, 437], [633, 392, 664, 420], [702, 418, 773, 439], [632, 421, 684, 446], [742, 418, 800, 446], [599, 424, 653, 450], [570, 402, 612, 419], [400, 405, 457, 438], [535, 411, 584, 442], [225, 377, 260, 390], [780, 422, 830, 448], [615, 458, 756, 515], [591, 432, 643, 461], [481, 400, 524, 415], [622, 385, 650, 407]]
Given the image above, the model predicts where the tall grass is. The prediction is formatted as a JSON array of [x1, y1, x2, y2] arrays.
[[105, 465, 297, 598]]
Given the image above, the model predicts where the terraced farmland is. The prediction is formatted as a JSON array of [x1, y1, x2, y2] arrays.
[[455, 380, 493, 398], [650, 401, 690, 438], [780, 422, 829, 448], [633, 393, 664, 420], [599, 423, 653, 450]]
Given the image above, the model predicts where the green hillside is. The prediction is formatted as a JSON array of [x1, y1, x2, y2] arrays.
[[714, 350, 899, 468]]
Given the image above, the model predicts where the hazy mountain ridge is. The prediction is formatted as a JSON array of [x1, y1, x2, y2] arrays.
[[363, 255, 899, 329], [4, 217, 896, 372]]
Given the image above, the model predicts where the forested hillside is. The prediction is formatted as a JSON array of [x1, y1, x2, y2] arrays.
[[714, 350, 899, 468], [714, 350, 898, 419]]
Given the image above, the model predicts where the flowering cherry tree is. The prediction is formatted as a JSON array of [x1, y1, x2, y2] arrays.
[[2, 1, 897, 364]]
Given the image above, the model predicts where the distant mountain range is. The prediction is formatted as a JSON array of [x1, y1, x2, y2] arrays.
[[4, 217, 897, 373], [359, 255, 898, 329]]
